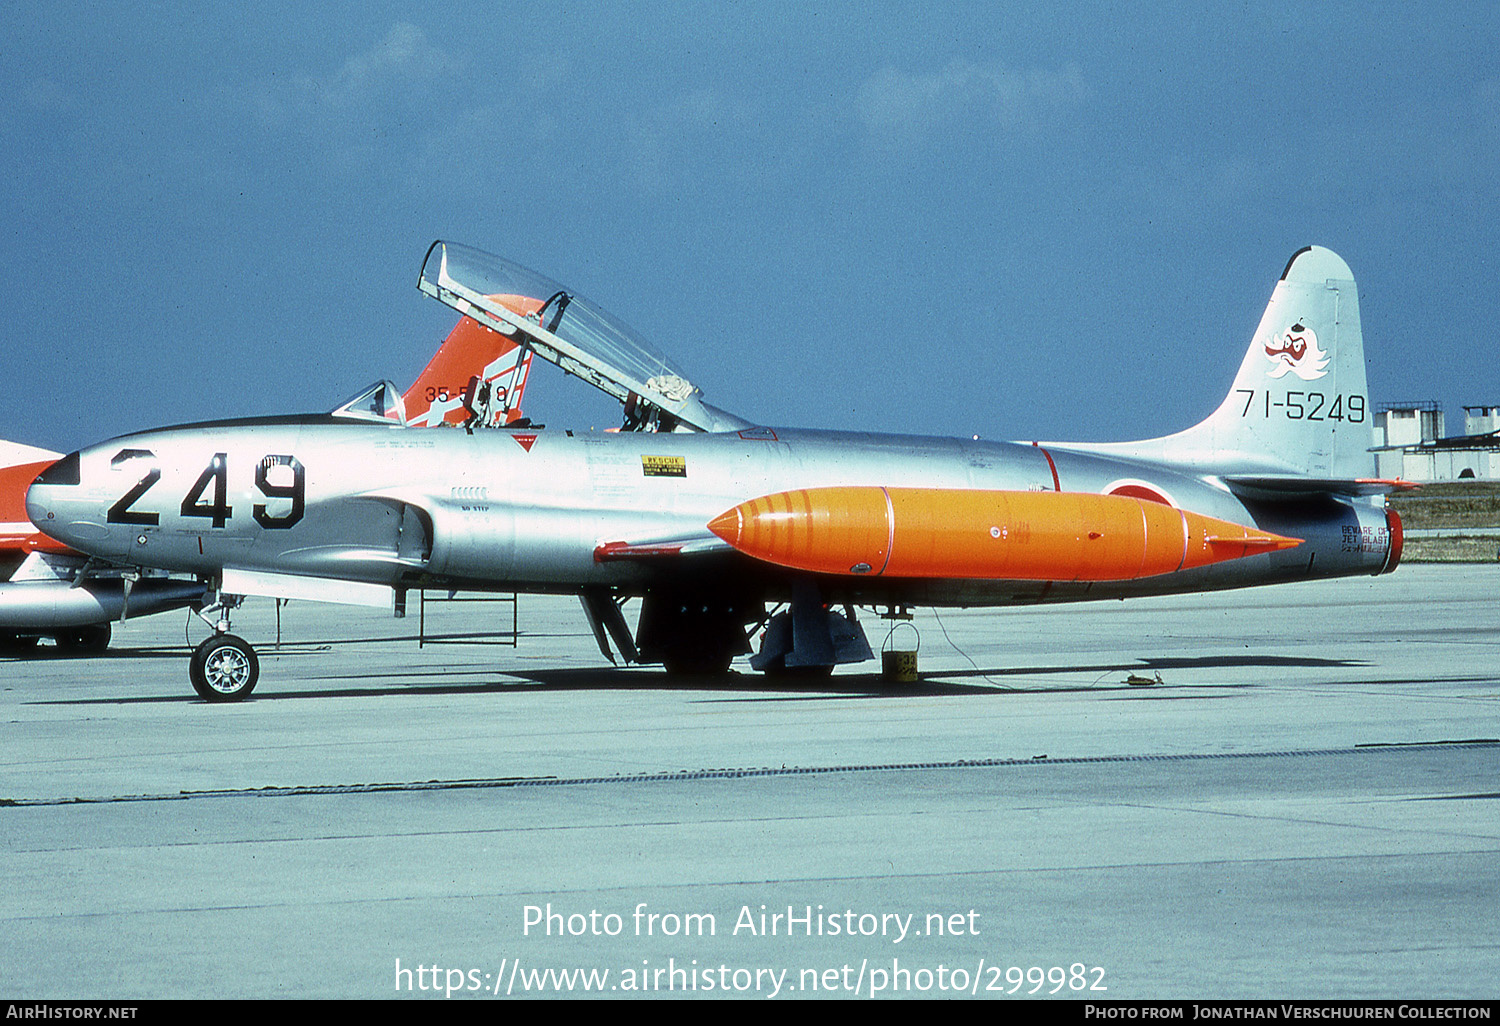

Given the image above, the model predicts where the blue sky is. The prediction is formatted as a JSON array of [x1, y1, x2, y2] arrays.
[[2, 2, 1496, 452]]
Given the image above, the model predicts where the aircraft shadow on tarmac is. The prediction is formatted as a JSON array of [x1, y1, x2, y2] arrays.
[[4, 644, 214, 662], [25, 651, 1375, 705], [0, 629, 519, 665]]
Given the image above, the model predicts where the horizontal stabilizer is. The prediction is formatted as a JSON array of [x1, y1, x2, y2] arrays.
[[1223, 476, 1418, 500], [1204, 534, 1303, 556]]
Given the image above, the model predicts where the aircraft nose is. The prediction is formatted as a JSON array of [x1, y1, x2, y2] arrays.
[[25, 450, 95, 548], [28, 446, 155, 561]]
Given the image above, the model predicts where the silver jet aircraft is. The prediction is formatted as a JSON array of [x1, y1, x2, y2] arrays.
[[26, 242, 1404, 700]]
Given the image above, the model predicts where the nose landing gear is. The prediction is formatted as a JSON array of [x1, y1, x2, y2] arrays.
[[188, 594, 259, 702], [189, 633, 259, 701]]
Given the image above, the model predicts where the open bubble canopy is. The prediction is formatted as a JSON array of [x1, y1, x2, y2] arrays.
[[417, 241, 747, 433]]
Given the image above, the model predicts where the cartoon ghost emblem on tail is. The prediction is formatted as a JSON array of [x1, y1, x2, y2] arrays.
[[1265, 321, 1330, 380]]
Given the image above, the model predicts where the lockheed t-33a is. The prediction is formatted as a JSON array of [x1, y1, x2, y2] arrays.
[[25, 242, 1404, 700]]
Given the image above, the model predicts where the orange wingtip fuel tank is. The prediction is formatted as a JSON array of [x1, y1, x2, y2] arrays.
[[707, 487, 1301, 581]]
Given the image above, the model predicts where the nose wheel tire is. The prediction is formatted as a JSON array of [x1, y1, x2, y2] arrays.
[[190, 634, 259, 702]]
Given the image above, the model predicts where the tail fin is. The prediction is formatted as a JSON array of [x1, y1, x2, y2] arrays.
[[401, 313, 535, 428], [1060, 246, 1375, 479]]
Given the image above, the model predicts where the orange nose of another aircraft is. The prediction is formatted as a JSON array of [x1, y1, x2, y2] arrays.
[[707, 487, 1301, 581]]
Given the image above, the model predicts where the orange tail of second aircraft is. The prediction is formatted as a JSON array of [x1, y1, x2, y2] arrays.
[[0, 443, 67, 557], [402, 304, 537, 428]]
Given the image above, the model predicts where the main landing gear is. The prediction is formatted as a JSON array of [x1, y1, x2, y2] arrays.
[[749, 582, 873, 676], [56, 624, 112, 654], [634, 588, 756, 675], [188, 596, 259, 702], [632, 583, 876, 677]]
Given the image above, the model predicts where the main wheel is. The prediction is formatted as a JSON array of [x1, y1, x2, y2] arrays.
[[662, 649, 734, 675], [55, 624, 111, 654], [758, 654, 835, 678], [1, 633, 40, 656], [190, 634, 259, 702]]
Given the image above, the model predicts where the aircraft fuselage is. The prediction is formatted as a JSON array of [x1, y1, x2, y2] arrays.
[[26, 417, 1396, 610]]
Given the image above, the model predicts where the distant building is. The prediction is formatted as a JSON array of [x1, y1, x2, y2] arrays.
[[1466, 405, 1500, 435], [1373, 402, 1500, 481]]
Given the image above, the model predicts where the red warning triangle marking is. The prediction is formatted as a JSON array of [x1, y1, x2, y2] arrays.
[[512, 433, 538, 452]]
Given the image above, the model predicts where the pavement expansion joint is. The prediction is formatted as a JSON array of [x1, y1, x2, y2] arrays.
[[6, 740, 1497, 807]]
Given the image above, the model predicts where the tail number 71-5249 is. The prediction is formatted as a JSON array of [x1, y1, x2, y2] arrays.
[[1235, 389, 1365, 422]]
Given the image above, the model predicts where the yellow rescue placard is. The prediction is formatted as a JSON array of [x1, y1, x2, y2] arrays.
[[641, 455, 687, 478]]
